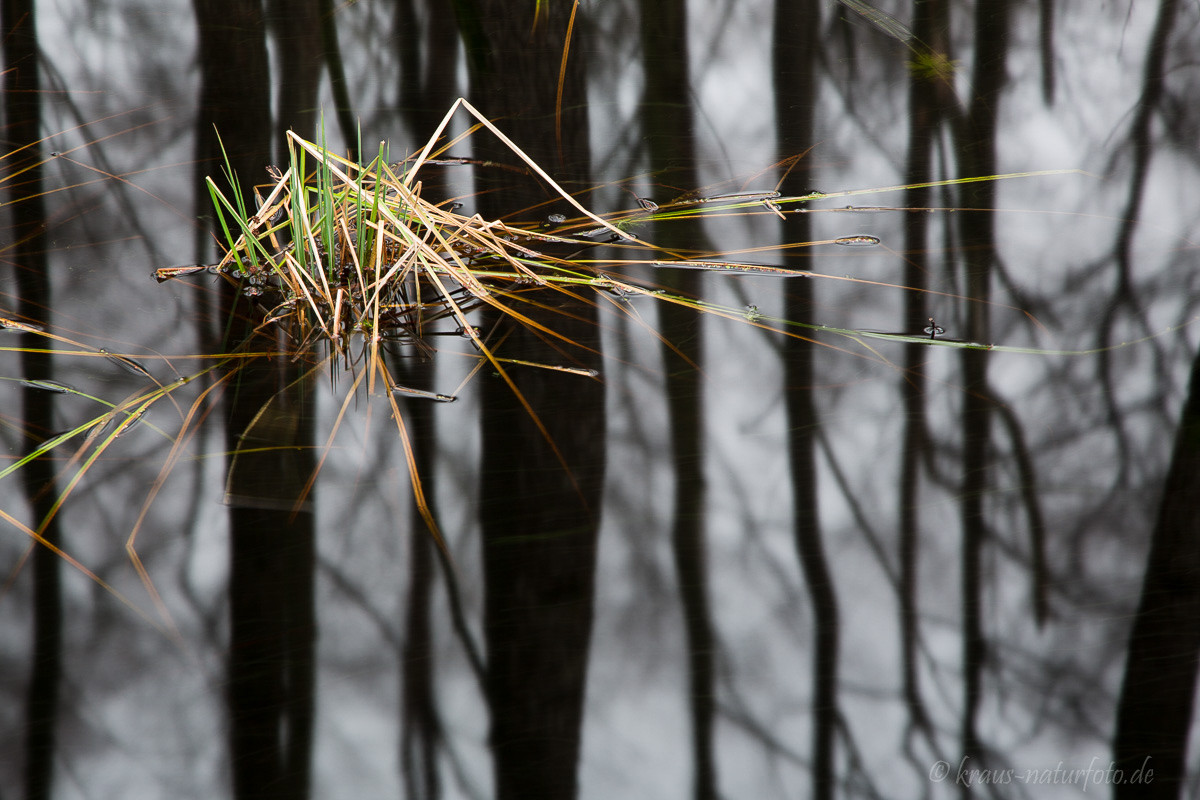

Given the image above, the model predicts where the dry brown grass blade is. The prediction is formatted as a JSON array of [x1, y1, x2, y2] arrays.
[[35, 384, 171, 544], [0, 506, 165, 632], [556, 0, 582, 164], [125, 370, 231, 639], [377, 357, 450, 557], [290, 353, 367, 520], [407, 98, 636, 243], [413, 260, 594, 511]]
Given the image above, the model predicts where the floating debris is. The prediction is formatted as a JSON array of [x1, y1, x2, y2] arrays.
[[679, 190, 781, 205], [20, 378, 76, 394], [833, 235, 881, 247], [153, 264, 212, 283], [390, 385, 457, 402], [113, 407, 148, 437], [651, 259, 813, 277], [499, 358, 599, 377], [0, 316, 46, 333], [100, 349, 156, 382], [762, 199, 786, 219], [598, 282, 631, 300]]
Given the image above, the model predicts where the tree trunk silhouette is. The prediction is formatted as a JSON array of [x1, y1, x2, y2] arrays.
[[1112, 345, 1200, 797], [3, 5, 63, 800], [1096, 0, 1180, 484], [396, 8, 462, 796], [270, 7, 323, 798], [193, 2, 317, 798], [269, 0, 322, 145], [318, 0, 356, 156], [897, 0, 953, 748], [460, 3, 604, 798], [640, 2, 719, 799], [401, 388, 444, 800], [1038, 0, 1057, 104], [954, 0, 1009, 790], [774, 3, 840, 799]]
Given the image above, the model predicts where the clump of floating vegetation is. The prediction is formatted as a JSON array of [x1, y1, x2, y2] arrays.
[[153, 99, 853, 402], [157, 98, 1042, 399], [168, 111, 628, 371]]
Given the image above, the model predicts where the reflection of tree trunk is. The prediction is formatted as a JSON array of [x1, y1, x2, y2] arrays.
[[269, 11, 322, 800], [193, 2, 316, 798], [222, 287, 319, 800], [954, 0, 1009, 787], [1109, 0, 1178, 297], [1112, 347, 1200, 798], [1038, 0, 1056, 104], [478, 303, 603, 800], [461, 3, 604, 798], [640, 3, 718, 799], [3, 5, 63, 800], [401, 416, 443, 800], [317, 0, 356, 155], [774, 3, 839, 799], [896, 0, 950, 748], [1097, 0, 1180, 479], [397, 13, 460, 795], [269, 0, 322, 145]]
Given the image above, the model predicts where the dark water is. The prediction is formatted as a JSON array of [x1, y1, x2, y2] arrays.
[[2, 1, 1198, 798]]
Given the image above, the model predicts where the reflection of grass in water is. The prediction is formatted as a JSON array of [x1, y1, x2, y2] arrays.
[[3, 98, 1083, 635], [835, 0, 960, 86]]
